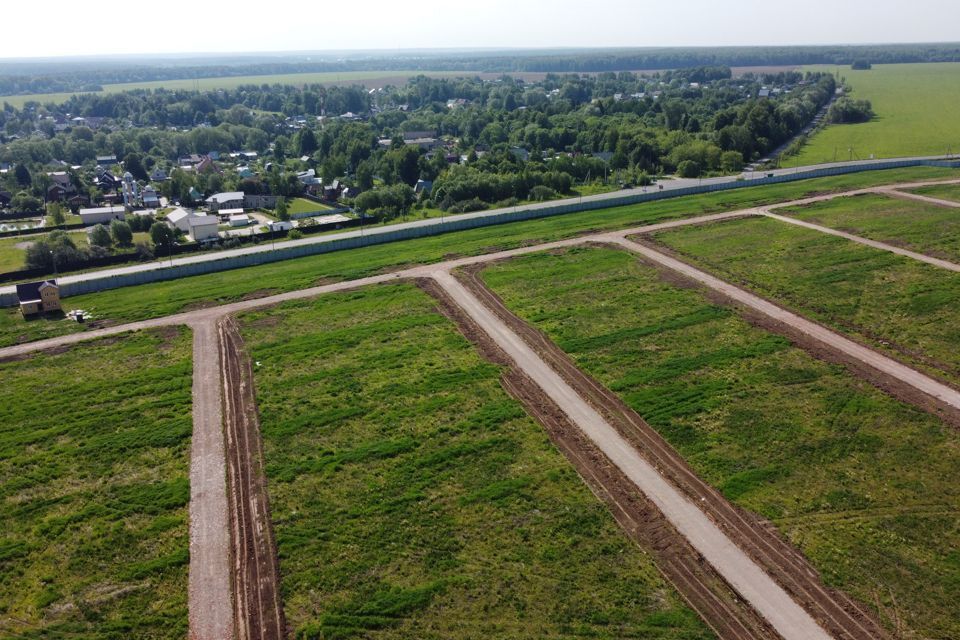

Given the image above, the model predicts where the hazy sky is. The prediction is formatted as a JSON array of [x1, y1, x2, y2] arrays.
[[2, 0, 958, 58]]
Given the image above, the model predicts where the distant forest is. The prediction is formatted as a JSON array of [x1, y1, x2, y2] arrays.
[[1, 43, 959, 97]]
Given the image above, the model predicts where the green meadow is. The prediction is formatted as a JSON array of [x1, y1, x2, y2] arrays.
[[0, 328, 193, 638], [651, 216, 960, 386], [907, 182, 960, 203], [238, 283, 713, 639], [480, 246, 960, 639], [780, 192, 960, 263], [793, 63, 960, 163]]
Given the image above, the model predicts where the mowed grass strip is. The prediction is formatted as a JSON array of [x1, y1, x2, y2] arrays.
[[480, 246, 960, 639], [2, 166, 955, 350], [0, 328, 193, 638], [794, 63, 960, 163], [780, 192, 960, 263], [651, 215, 960, 385], [906, 182, 960, 203], [238, 283, 713, 640]]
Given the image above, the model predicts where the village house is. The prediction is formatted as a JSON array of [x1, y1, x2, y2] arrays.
[[16, 280, 61, 316], [78, 205, 126, 226], [205, 192, 245, 212], [167, 207, 220, 241]]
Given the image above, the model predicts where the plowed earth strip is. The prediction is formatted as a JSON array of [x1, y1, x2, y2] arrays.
[[454, 266, 889, 640], [219, 317, 286, 640], [418, 277, 780, 640], [428, 269, 835, 640]]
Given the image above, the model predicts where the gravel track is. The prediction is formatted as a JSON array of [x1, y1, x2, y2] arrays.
[[188, 320, 235, 640]]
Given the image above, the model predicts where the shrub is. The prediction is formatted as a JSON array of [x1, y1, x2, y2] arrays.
[[676, 160, 701, 178], [288, 229, 304, 240], [529, 185, 557, 202]]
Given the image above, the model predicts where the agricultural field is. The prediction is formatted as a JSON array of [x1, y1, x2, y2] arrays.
[[0, 70, 473, 109], [650, 215, 960, 387], [793, 63, 960, 163], [480, 246, 960, 638], [906, 182, 960, 203], [0, 328, 193, 638], [238, 283, 713, 639], [0, 165, 954, 349], [779, 192, 960, 263]]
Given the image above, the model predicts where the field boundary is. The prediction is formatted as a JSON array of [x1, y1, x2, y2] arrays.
[[2, 159, 958, 307]]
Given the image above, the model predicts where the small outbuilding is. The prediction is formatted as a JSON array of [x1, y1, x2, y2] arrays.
[[16, 280, 61, 316]]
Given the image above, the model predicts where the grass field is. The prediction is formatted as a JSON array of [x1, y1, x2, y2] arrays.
[[793, 63, 960, 164], [238, 283, 713, 639], [480, 246, 960, 638], [0, 71, 471, 109], [780, 192, 960, 262], [285, 197, 335, 215], [0, 328, 193, 638], [0, 230, 92, 274], [651, 216, 960, 386], [907, 182, 960, 203], [0, 166, 954, 350]]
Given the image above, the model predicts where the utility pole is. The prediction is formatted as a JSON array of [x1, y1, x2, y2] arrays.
[[50, 250, 58, 279]]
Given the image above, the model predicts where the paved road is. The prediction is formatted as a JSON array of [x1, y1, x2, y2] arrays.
[[2, 155, 956, 299], [188, 320, 235, 640], [430, 269, 834, 640]]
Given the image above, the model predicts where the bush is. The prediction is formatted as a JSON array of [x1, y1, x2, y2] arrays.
[[827, 98, 874, 124], [288, 229, 304, 240], [134, 242, 154, 261], [851, 60, 872, 70], [448, 198, 487, 213], [110, 219, 133, 246], [529, 185, 558, 202], [88, 224, 112, 249], [720, 151, 744, 173], [676, 160, 701, 178]]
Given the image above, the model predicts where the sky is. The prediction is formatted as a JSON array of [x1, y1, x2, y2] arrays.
[[2, 0, 959, 58]]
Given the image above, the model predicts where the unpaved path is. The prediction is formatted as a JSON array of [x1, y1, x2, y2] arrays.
[[219, 318, 286, 640], [454, 266, 888, 640], [608, 235, 960, 413], [880, 188, 960, 208], [759, 210, 960, 273], [429, 269, 834, 640], [188, 320, 235, 640], [419, 278, 780, 640]]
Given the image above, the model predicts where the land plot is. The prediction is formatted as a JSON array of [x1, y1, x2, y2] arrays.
[[238, 283, 713, 639], [1, 166, 954, 350], [480, 246, 960, 639], [0, 328, 193, 638], [779, 192, 960, 263], [905, 182, 960, 204], [650, 216, 960, 387]]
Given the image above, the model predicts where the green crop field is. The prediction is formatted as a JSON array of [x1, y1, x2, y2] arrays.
[[0, 71, 469, 109], [651, 216, 960, 387], [1, 166, 954, 349], [780, 192, 960, 263], [480, 246, 960, 638], [238, 283, 712, 639], [907, 182, 960, 203], [793, 63, 960, 164], [0, 328, 193, 638]]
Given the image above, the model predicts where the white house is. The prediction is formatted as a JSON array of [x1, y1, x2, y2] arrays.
[[229, 214, 251, 227], [167, 207, 220, 241], [205, 191, 245, 212], [78, 206, 126, 226]]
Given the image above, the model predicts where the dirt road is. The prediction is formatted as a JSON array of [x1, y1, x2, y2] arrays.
[[609, 235, 960, 413], [419, 277, 779, 640], [454, 266, 889, 640], [759, 210, 960, 273], [188, 320, 235, 640], [880, 187, 960, 208], [430, 269, 835, 640], [219, 318, 286, 640]]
